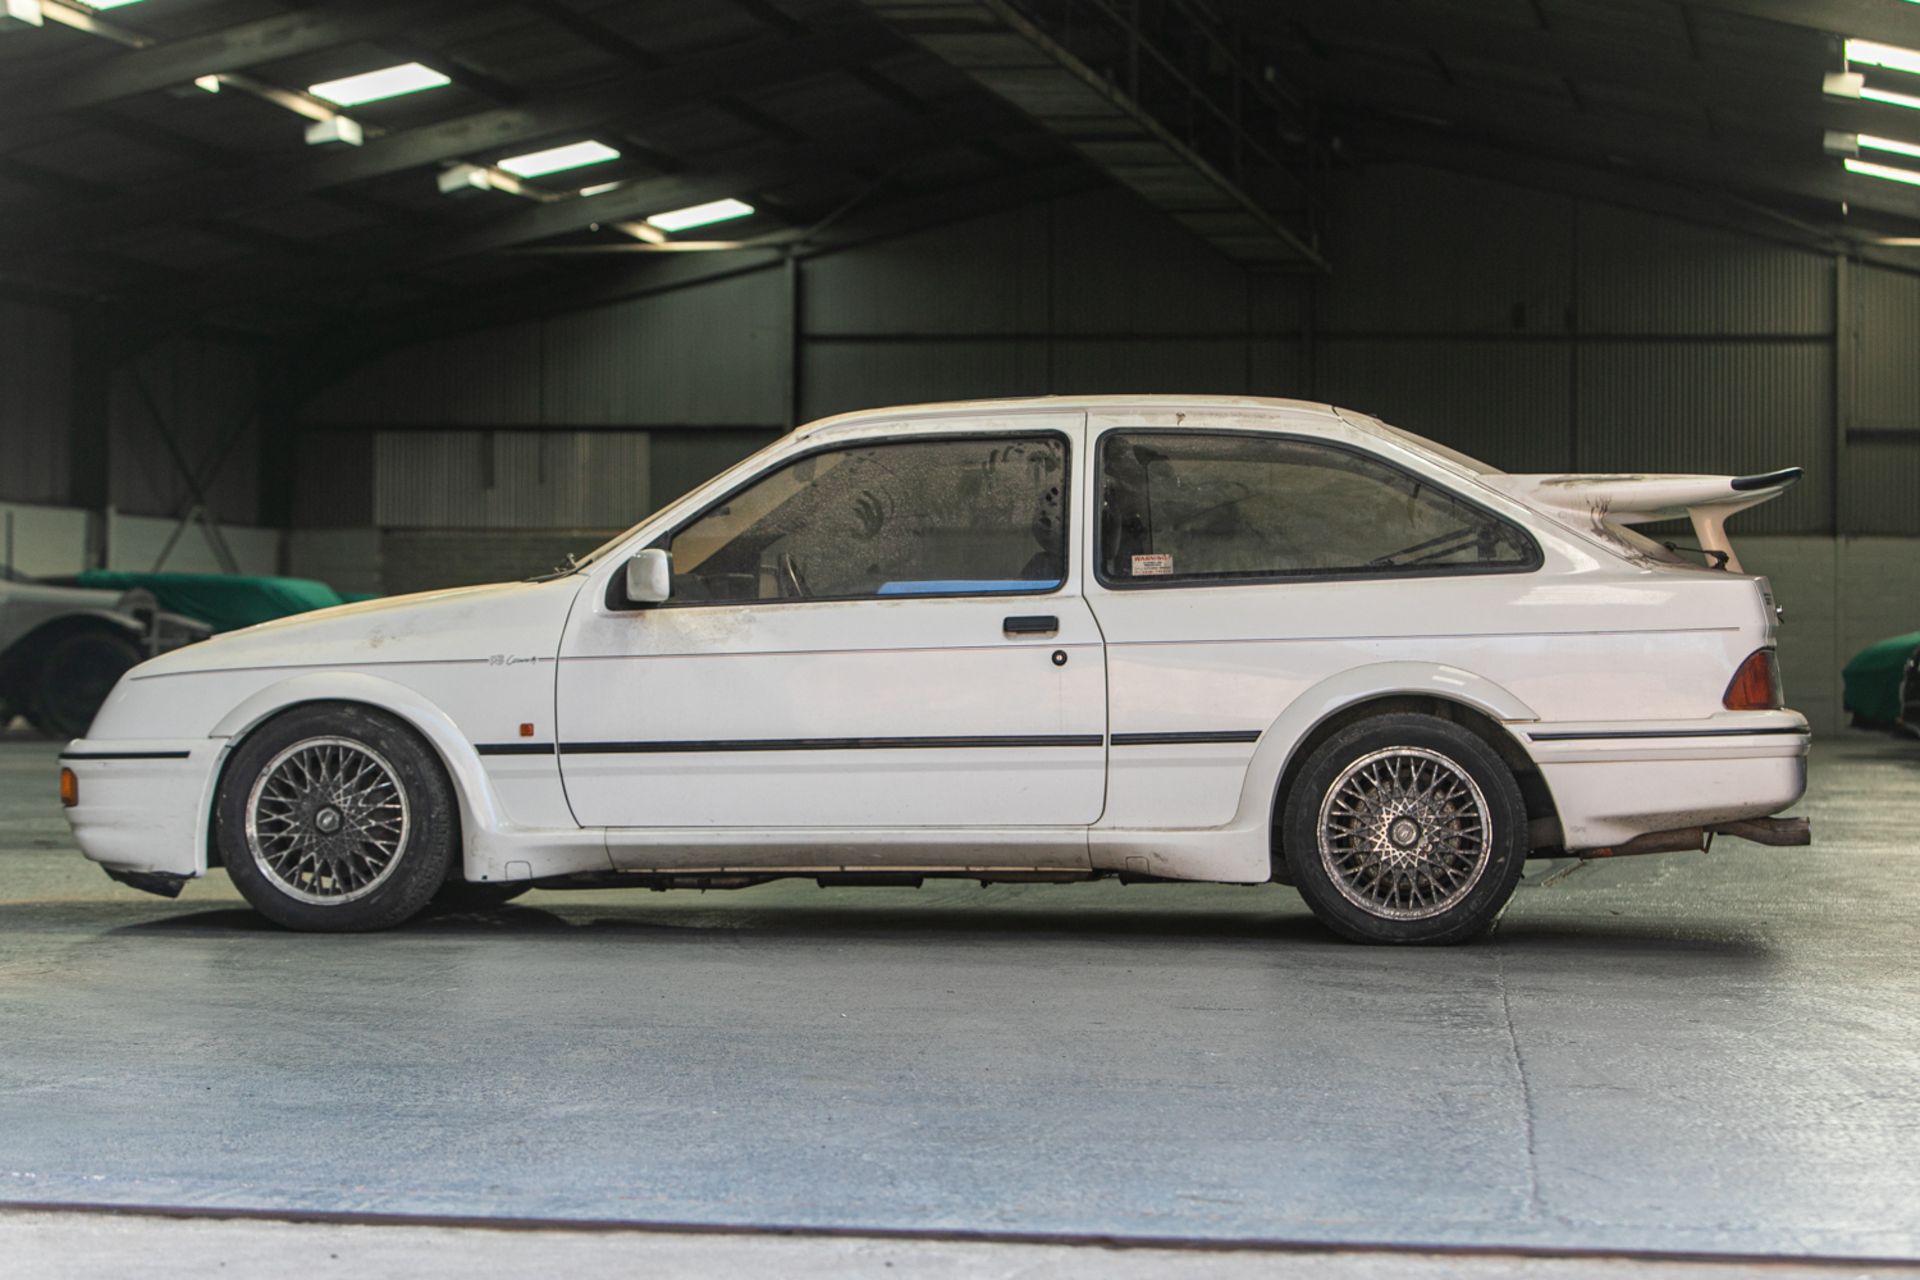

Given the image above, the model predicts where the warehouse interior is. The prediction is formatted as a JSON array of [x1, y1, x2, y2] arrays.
[[3, 0, 1920, 1273]]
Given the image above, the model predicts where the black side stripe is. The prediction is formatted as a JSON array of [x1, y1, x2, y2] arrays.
[[59, 750, 191, 761], [557, 734, 1104, 754], [1110, 731, 1261, 746], [1527, 727, 1810, 742], [479, 732, 1263, 756]]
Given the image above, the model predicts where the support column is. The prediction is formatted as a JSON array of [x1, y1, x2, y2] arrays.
[[67, 314, 117, 569], [1833, 253, 1851, 536]]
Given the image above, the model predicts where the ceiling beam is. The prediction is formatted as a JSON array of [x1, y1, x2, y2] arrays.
[[131, 112, 1030, 328], [1681, 0, 1920, 44], [858, 0, 1327, 269], [0, 27, 901, 258], [1341, 116, 1920, 273], [1256, 0, 1904, 141], [288, 160, 1106, 395], [0, 0, 469, 144], [1277, 52, 1920, 225]]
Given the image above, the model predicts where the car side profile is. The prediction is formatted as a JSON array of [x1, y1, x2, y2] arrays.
[[59, 396, 1811, 943]]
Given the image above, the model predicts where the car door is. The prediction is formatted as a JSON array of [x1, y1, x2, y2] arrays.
[[555, 416, 1106, 861]]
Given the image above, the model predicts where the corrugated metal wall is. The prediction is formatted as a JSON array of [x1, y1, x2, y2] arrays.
[[0, 299, 72, 505], [108, 337, 263, 524], [1313, 172, 1841, 536], [292, 167, 1918, 550], [373, 431, 650, 529], [304, 272, 786, 428], [1846, 264, 1920, 534]]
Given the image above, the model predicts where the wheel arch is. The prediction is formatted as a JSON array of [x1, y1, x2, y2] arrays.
[[203, 673, 501, 872], [1233, 663, 1561, 875]]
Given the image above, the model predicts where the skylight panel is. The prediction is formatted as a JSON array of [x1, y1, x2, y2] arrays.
[[645, 198, 755, 233], [308, 62, 451, 108], [497, 141, 619, 179]]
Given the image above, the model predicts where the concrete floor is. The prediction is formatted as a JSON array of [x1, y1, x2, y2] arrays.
[[2, 729, 1917, 1270]]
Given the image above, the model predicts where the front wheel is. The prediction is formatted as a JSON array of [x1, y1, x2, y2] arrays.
[[215, 704, 458, 932], [1281, 713, 1527, 945]]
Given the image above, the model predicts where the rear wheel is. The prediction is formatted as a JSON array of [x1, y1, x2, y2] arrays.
[[1282, 713, 1527, 945], [24, 627, 143, 739], [215, 704, 457, 932]]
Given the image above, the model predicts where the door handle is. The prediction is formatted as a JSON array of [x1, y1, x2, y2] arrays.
[[1003, 615, 1059, 635]]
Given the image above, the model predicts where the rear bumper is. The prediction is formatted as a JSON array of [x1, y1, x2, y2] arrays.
[[60, 738, 222, 878], [1520, 712, 1810, 851]]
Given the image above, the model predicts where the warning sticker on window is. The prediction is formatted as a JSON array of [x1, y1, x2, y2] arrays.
[[1131, 553, 1174, 577]]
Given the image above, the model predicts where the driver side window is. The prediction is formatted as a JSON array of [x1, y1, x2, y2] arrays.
[[665, 435, 1068, 603]]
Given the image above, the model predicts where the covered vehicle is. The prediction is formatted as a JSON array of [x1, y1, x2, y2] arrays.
[[1904, 647, 1920, 738], [55, 571, 369, 634], [0, 568, 210, 738], [1842, 631, 1920, 732], [60, 396, 1811, 944]]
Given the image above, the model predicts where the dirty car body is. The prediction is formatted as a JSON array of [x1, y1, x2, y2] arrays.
[[60, 397, 1811, 942]]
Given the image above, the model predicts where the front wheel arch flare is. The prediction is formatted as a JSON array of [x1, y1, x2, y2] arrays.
[[207, 693, 481, 874], [212, 701, 461, 930]]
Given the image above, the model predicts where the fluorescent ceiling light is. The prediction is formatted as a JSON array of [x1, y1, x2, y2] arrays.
[[497, 140, 618, 179], [1862, 85, 1920, 111], [309, 62, 450, 107], [578, 180, 622, 197], [645, 197, 755, 232], [79, 0, 146, 8], [1845, 157, 1920, 187], [193, 74, 221, 94], [1847, 38, 1920, 77], [1860, 133, 1920, 160]]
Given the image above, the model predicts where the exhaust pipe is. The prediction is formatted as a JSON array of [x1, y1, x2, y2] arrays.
[[1584, 815, 1810, 858]]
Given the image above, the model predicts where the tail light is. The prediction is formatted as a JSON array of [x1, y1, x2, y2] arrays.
[[1723, 648, 1783, 711]]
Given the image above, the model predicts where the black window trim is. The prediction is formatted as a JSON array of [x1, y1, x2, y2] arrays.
[[1090, 426, 1543, 592], [606, 428, 1075, 612]]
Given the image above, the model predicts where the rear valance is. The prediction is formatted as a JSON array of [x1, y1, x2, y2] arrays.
[[1483, 468, 1802, 573]]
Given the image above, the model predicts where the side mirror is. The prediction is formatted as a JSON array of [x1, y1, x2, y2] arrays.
[[624, 548, 672, 605]]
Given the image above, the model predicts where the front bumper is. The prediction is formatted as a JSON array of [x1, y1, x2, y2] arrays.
[[1520, 711, 1811, 851], [60, 738, 224, 878]]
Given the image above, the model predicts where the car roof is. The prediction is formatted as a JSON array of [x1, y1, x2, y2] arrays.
[[794, 394, 1347, 439]]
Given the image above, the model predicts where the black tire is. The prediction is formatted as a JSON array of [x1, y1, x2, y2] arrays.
[[1281, 713, 1527, 945], [214, 703, 459, 932], [23, 627, 143, 739], [429, 879, 530, 911]]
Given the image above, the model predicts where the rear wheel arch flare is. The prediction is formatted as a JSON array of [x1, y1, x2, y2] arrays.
[[1269, 693, 1557, 873]]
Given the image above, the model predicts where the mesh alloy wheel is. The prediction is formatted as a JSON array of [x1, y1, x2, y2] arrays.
[[1315, 745, 1494, 922], [244, 735, 412, 906]]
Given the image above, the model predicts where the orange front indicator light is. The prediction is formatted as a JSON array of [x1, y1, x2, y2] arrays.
[[59, 767, 78, 808], [1724, 648, 1783, 711]]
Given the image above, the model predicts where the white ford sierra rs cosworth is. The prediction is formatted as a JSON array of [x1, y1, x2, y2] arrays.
[[60, 396, 1811, 943]]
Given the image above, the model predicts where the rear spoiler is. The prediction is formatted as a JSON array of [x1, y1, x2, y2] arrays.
[[1481, 468, 1802, 573]]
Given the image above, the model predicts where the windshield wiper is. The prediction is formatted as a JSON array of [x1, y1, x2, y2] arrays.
[[524, 552, 582, 584]]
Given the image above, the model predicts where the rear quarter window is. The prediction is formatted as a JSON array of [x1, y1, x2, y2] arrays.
[[1097, 431, 1538, 586]]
